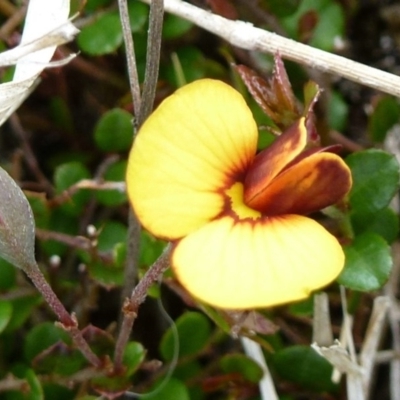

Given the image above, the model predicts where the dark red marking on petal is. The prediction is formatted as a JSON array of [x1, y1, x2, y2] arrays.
[[248, 152, 352, 215], [244, 119, 307, 208]]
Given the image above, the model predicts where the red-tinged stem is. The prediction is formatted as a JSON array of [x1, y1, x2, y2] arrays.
[[25, 263, 102, 368], [113, 244, 171, 372]]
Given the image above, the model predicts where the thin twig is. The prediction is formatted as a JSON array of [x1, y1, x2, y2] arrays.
[[139, 0, 400, 98], [114, 244, 171, 371], [118, 0, 141, 115], [115, 0, 165, 370], [9, 114, 54, 194], [118, 0, 143, 311], [24, 263, 102, 368], [138, 0, 164, 126], [0, 2, 26, 40]]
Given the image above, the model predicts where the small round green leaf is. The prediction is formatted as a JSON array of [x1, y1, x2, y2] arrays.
[[0, 300, 12, 333], [94, 109, 134, 152], [24, 322, 69, 361], [6, 295, 42, 332], [338, 232, 392, 291], [139, 231, 165, 267], [97, 221, 127, 252], [78, 12, 123, 55], [351, 207, 399, 244], [0, 167, 36, 270], [266, 0, 300, 17], [95, 160, 127, 206], [160, 311, 211, 361], [123, 341, 146, 376], [85, 0, 112, 12], [273, 345, 336, 392], [54, 161, 91, 216], [162, 14, 193, 39], [309, 3, 344, 51], [144, 378, 190, 400], [220, 354, 263, 383], [24, 369, 44, 400], [128, 1, 149, 32], [164, 46, 206, 86], [0, 258, 16, 289], [346, 149, 400, 215], [368, 96, 400, 143], [328, 90, 348, 132]]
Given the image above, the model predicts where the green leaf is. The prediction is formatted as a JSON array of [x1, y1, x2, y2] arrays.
[[160, 311, 211, 361], [351, 207, 399, 244], [346, 149, 400, 215], [87, 221, 127, 287], [50, 97, 74, 134], [0, 300, 12, 333], [282, 0, 344, 51], [220, 354, 263, 383], [173, 360, 202, 381], [0, 258, 16, 290], [97, 221, 127, 251], [162, 14, 193, 39], [113, 242, 127, 268], [95, 160, 127, 206], [266, 0, 300, 18], [24, 322, 69, 361], [164, 46, 207, 87], [40, 209, 79, 257], [9, 366, 44, 400], [94, 108, 134, 152], [368, 96, 400, 142], [328, 90, 348, 132], [6, 295, 42, 332], [89, 260, 124, 287], [309, 3, 344, 51], [54, 161, 91, 216], [24, 369, 44, 400], [128, 1, 149, 32], [85, 0, 112, 12], [338, 232, 392, 291], [123, 341, 146, 376], [77, 12, 123, 55], [139, 231, 165, 267], [273, 345, 336, 392], [43, 384, 74, 400], [0, 167, 36, 270], [144, 378, 190, 400]]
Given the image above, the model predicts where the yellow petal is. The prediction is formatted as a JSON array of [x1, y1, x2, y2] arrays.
[[172, 215, 344, 309], [126, 79, 258, 239]]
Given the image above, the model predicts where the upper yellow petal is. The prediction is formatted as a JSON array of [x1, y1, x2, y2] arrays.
[[126, 79, 258, 239], [172, 215, 344, 309]]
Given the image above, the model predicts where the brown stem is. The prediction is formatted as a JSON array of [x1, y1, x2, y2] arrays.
[[24, 263, 102, 368], [113, 244, 171, 371], [138, 0, 164, 126], [10, 114, 54, 195], [118, 0, 141, 115]]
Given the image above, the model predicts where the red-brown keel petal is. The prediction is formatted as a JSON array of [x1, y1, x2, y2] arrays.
[[249, 152, 352, 215], [244, 118, 307, 208]]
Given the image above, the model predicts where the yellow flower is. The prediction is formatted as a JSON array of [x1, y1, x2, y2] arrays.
[[126, 79, 352, 309]]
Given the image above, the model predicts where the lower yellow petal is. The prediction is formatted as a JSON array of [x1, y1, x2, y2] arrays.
[[172, 215, 344, 309], [127, 79, 258, 240]]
